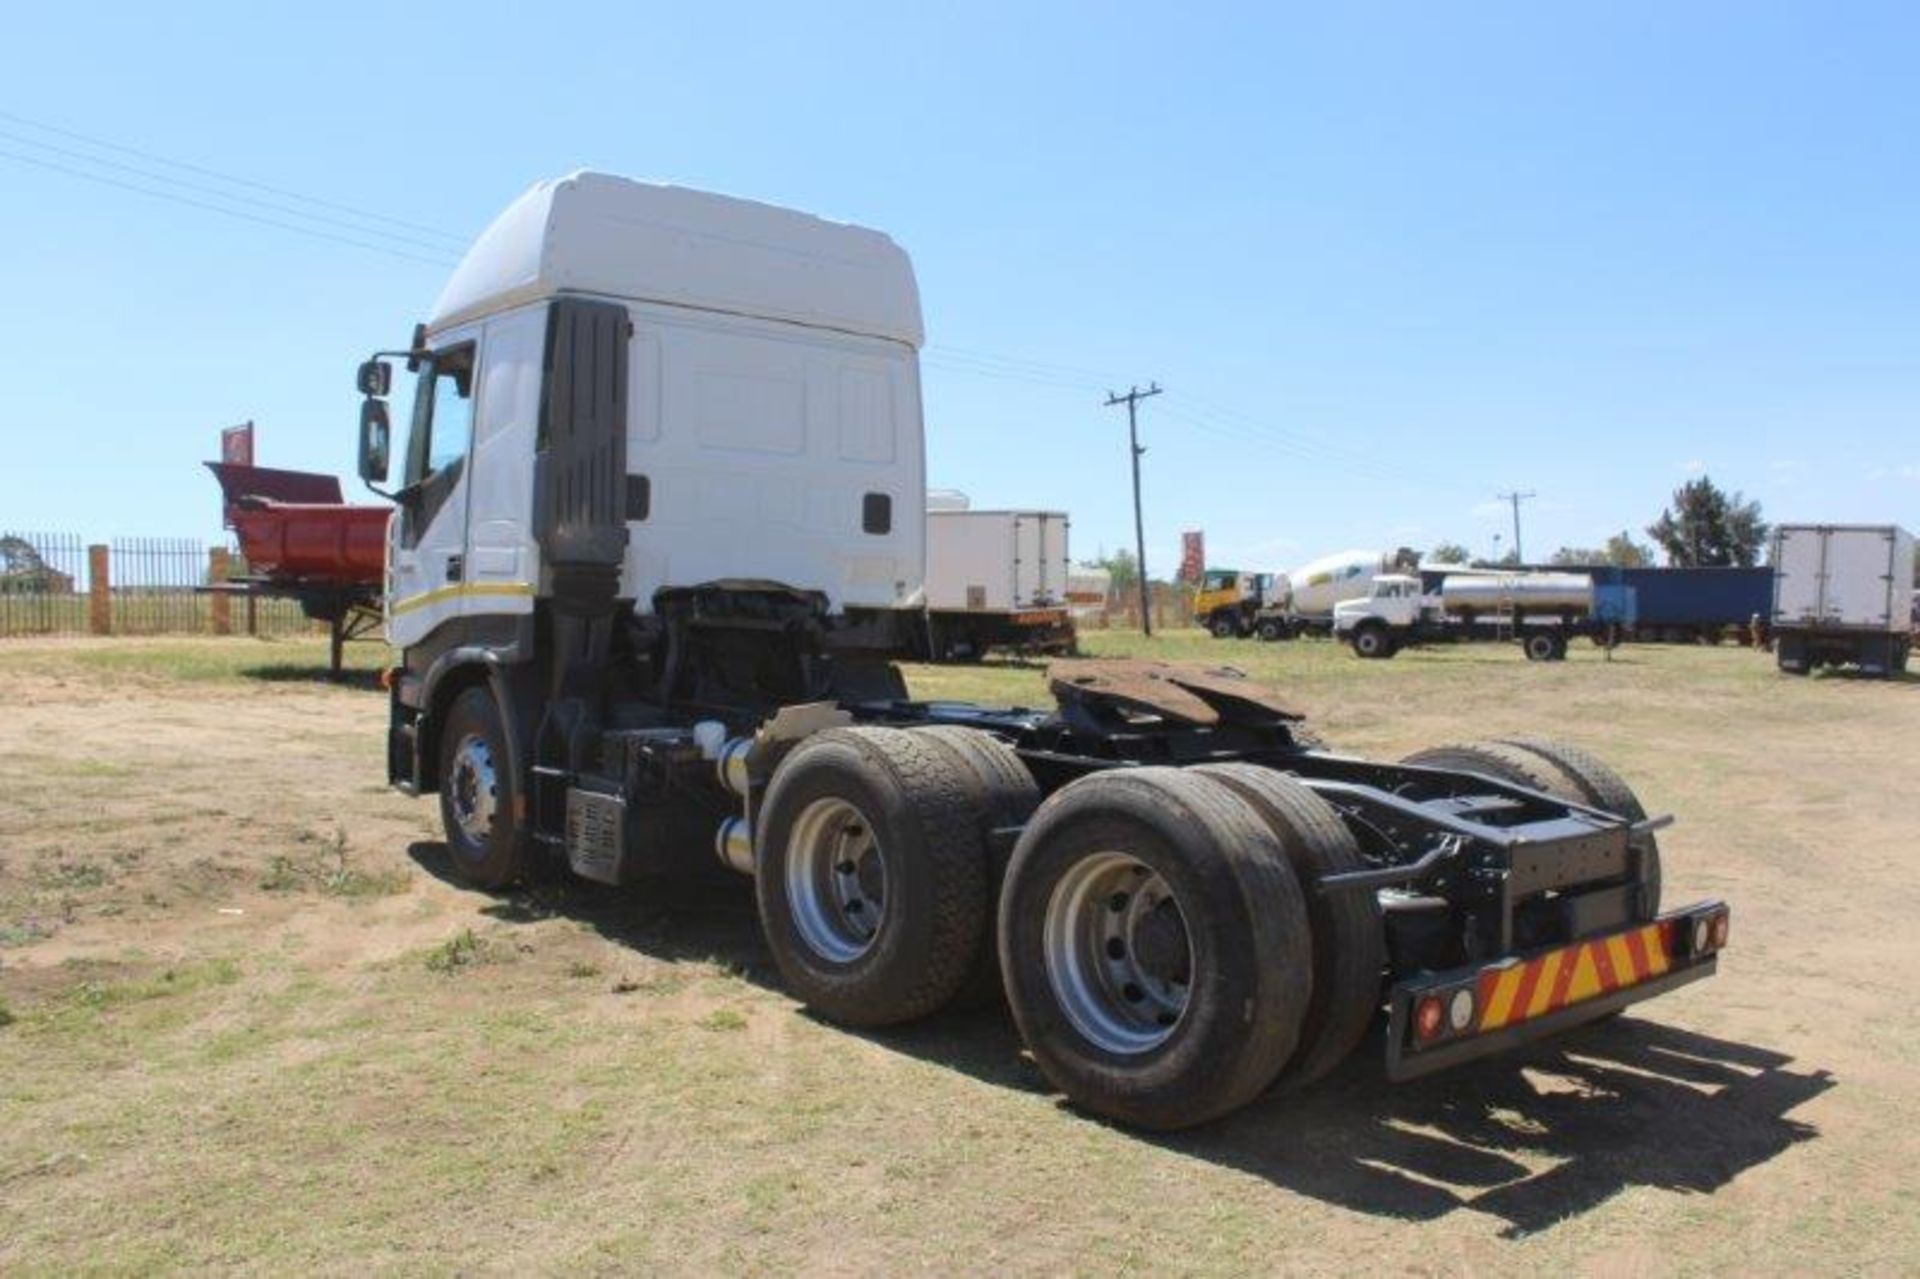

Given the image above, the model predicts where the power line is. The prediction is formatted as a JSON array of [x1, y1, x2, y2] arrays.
[[0, 126, 465, 257], [1104, 383, 1162, 636], [0, 107, 469, 245], [0, 147, 460, 268]]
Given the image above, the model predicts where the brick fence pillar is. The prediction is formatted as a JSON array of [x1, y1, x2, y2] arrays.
[[88, 544, 111, 635], [208, 547, 232, 635]]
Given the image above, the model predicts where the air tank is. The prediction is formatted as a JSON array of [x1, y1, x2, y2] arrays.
[[1438, 572, 1593, 614]]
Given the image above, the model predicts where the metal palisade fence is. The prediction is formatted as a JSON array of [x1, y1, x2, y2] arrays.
[[0, 530, 319, 639]]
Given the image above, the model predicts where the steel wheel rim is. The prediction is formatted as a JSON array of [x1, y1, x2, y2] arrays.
[[786, 797, 887, 963], [1043, 851, 1194, 1055], [448, 731, 498, 848]]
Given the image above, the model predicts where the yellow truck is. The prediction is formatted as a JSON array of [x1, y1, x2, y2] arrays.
[[1194, 568, 1275, 638]]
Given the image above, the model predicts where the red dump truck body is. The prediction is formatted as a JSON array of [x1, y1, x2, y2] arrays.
[[205, 463, 388, 585]]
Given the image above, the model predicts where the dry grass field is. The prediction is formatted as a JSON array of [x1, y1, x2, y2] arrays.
[[1, 631, 1914, 1273]]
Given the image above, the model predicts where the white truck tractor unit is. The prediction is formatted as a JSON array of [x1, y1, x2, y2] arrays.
[[1333, 571, 1602, 661], [354, 172, 1728, 1130], [1770, 524, 1915, 677]]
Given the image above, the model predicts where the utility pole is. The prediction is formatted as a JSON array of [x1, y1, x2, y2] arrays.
[[1105, 383, 1162, 635], [1496, 490, 1536, 564]]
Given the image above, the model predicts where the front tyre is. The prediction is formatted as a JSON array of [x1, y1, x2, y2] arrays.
[[436, 685, 529, 890], [998, 768, 1312, 1130], [1351, 623, 1396, 659]]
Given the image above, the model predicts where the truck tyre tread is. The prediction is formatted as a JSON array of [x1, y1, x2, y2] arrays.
[[436, 686, 529, 891], [1495, 737, 1662, 920], [1192, 763, 1383, 1088], [1399, 740, 1564, 795], [998, 767, 1312, 1130], [755, 727, 988, 1027], [913, 725, 1041, 1007]]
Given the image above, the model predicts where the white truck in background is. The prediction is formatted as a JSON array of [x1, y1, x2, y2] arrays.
[[1770, 524, 1915, 677], [1333, 570, 1611, 661], [919, 497, 1075, 661]]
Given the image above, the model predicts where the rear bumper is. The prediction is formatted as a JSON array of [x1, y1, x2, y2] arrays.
[[1385, 902, 1728, 1081]]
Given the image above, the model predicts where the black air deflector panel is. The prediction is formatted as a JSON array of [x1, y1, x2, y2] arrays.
[[535, 298, 631, 571]]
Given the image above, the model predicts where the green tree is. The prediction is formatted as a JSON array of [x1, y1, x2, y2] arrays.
[[1550, 546, 1603, 566], [1089, 548, 1139, 599], [1647, 476, 1768, 567], [1603, 530, 1654, 567], [1427, 541, 1471, 565], [1550, 532, 1654, 568]]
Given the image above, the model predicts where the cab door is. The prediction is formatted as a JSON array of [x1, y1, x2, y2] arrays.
[[386, 338, 479, 651]]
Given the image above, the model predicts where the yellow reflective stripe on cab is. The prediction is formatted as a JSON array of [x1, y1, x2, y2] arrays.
[[389, 582, 535, 617]]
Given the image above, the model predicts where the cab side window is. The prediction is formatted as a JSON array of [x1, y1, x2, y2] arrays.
[[405, 345, 477, 486]]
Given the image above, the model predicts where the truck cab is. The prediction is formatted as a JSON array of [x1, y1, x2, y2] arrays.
[[1194, 568, 1272, 637], [1332, 574, 1426, 654]]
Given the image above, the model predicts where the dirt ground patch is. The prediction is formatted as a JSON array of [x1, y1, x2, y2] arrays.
[[0, 634, 1913, 1273]]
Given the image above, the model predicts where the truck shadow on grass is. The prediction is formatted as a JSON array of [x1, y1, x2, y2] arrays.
[[412, 840, 1831, 1239], [240, 663, 384, 690], [1160, 1019, 1831, 1237]]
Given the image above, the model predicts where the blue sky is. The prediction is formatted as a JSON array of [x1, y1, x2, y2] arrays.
[[1, 2, 1913, 576]]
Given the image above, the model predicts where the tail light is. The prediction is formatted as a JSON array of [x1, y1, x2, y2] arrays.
[[1411, 982, 1479, 1049], [1414, 995, 1445, 1043]]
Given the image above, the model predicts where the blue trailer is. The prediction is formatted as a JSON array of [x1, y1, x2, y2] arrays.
[[1569, 567, 1771, 644]]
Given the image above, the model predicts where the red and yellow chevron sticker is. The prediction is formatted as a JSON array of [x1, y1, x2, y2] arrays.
[[1475, 920, 1676, 1031]]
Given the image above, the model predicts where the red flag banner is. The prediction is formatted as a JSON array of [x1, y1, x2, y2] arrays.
[[1180, 530, 1205, 583]]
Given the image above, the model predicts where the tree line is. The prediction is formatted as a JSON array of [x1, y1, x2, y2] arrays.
[[1429, 475, 1770, 569]]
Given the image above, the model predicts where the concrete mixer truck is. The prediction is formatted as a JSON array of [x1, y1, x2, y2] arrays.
[[1250, 548, 1417, 640], [1334, 570, 1633, 660]]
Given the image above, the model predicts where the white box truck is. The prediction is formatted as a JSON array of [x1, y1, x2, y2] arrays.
[[921, 500, 1074, 660], [349, 170, 1729, 1131], [1771, 524, 1915, 676]]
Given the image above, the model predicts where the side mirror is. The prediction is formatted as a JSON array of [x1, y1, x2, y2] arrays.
[[358, 398, 391, 485], [357, 358, 392, 398]]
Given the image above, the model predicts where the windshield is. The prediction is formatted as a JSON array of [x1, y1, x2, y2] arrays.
[[402, 346, 476, 488]]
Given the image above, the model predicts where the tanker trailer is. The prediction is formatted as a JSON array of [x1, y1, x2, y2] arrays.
[[1333, 571, 1626, 660]]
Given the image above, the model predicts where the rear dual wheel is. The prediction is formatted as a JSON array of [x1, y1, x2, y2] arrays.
[[755, 727, 991, 1027], [998, 766, 1379, 1129]]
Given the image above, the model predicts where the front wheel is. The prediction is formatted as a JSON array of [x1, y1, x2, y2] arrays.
[[1351, 624, 1396, 659], [1209, 613, 1240, 640], [436, 685, 530, 890], [998, 768, 1312, 1130]]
